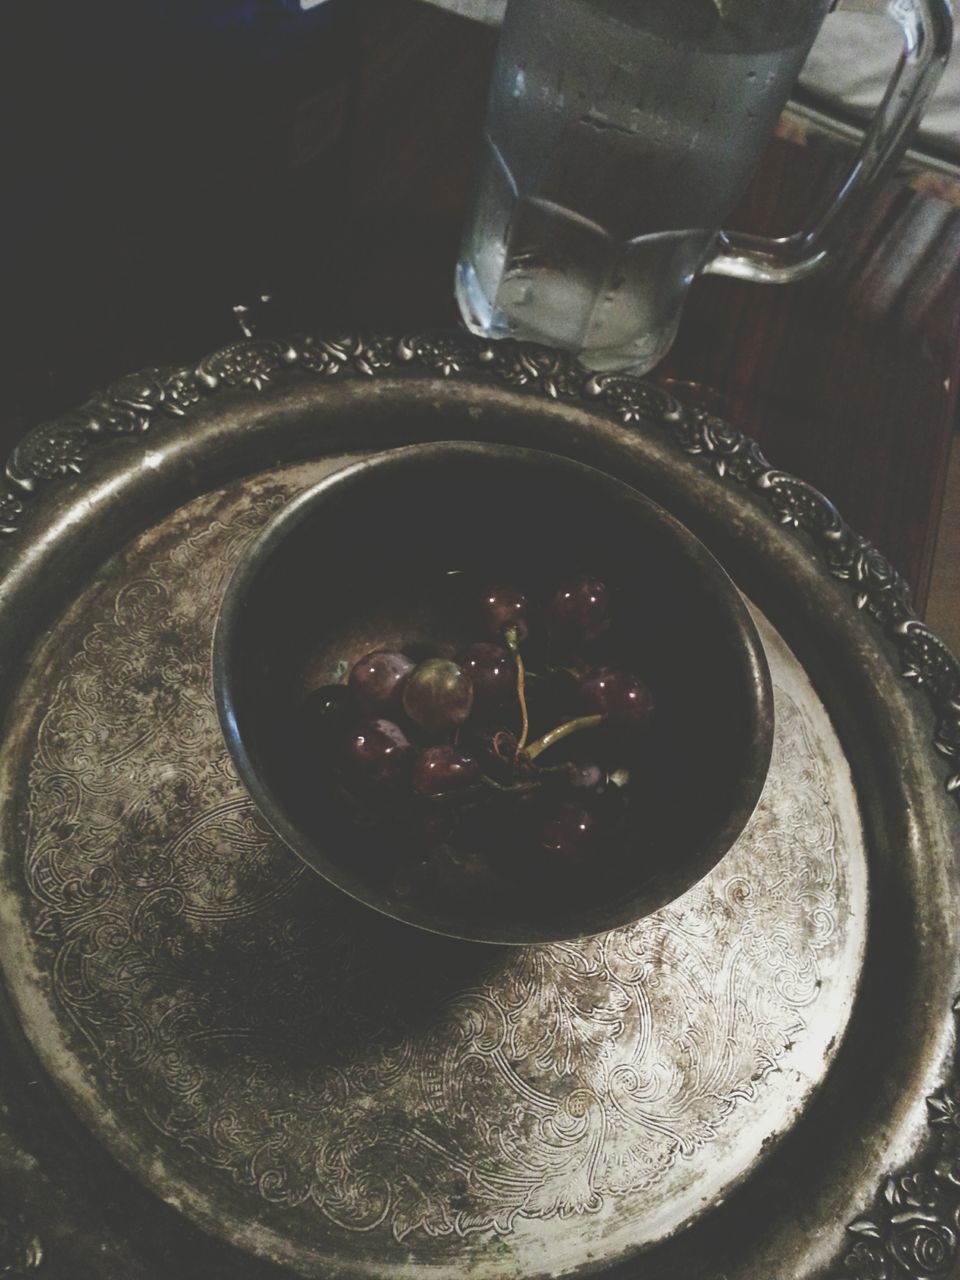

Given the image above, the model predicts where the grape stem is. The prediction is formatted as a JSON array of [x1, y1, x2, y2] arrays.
[[479, 775, 540, 796], [503, 625, 530, 750], [523, 714, 603, 762], [421, 775, 541, 813]]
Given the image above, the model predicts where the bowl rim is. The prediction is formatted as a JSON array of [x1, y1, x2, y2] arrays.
[[213, 440, 775, 945]]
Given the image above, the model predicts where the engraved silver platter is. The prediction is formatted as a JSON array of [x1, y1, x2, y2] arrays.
[[0, 331, 957, 1280]]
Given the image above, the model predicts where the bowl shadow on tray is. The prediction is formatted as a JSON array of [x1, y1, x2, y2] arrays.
[[196, 878, 510, 1066], [215, 443, 773, 946]]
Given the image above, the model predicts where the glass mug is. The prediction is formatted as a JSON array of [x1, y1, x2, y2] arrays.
[[456, 0, 953, 374]]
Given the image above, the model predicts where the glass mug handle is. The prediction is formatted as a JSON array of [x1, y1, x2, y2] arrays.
[[705, 0, 953, 284]]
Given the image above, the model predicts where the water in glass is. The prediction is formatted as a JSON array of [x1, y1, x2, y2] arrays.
[[456, 0, 832, 372]]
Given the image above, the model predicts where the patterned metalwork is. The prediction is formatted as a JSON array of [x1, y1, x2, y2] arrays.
[[0, 333, 957, 1277], [3, 334, 956, 813], [0, 472, 865, 1275]]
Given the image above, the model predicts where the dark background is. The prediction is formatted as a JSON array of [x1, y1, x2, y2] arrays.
[[1, 0, 958, 609]]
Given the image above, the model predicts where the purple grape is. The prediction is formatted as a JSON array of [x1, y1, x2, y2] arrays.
[[402, 659, 474, 732], [412, 745, 481, 797], [545, 761, 608, 796], [545, 576, 610, 649], [402, 807, 457, 851], [479, 584, 529, 643], [348, 650, 415, 714], [340, 719, 415, 789], [578, 667, 655, 730], [458, 642, 514, 708], [534, 802, 605, 866]]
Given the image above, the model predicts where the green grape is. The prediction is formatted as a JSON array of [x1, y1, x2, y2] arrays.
[[402, 658, 474, 732]]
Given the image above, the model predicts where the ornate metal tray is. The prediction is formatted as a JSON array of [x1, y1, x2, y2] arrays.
[[0, 332, 957, 1280]]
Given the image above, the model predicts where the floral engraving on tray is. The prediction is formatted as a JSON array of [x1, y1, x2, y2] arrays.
[[2, 332, 957, 1275], [7, 418, 90, 487], [17, 487, 849, 1246], [3, 333, 954, 816]]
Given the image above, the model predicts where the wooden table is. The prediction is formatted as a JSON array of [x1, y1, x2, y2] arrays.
[[3, 0, 958, 612]]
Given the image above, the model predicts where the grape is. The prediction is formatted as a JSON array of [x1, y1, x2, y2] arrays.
[[401, 807, 457, 851], [545, 576, 610, 649], [479, 584, 529, 643], [297, 559, 654, 901], [545, 761, 608, 796], [348, 650, 414, 714], [413, 746, 481, 797], [534, 802, 605, 866], [340, 719, 415, 789], [578, 666, 655, 729], [402, 659, 474, 732], [458, 642, 514, 708]]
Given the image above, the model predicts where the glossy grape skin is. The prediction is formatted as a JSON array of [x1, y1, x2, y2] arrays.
[[544, 761, 608, 796], [479, 584, 529, 643], [578, 666, 655, 730], [458, 642, 514, 708], [534, 802, 605, 866], [400, 807, 457, 853], [340, 719, 416, 789], [402, 659, 474, 732], [348, 650, 415, 714], [412, 746, 481, 797], [545, 576, 610, 649]]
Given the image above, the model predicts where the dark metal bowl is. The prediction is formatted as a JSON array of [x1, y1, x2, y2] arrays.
[[213, 442, 774, 944]]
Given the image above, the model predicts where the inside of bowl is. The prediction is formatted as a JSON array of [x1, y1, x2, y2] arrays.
[[224, 446, 770, 944]]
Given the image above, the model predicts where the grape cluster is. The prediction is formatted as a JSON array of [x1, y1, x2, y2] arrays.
[[295, 575, 655, 907]]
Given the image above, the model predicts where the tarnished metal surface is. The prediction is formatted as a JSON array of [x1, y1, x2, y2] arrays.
[[213, 444, 776, 945], [0, 462, 866, 1277], [0, 333, 954, 1280]]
